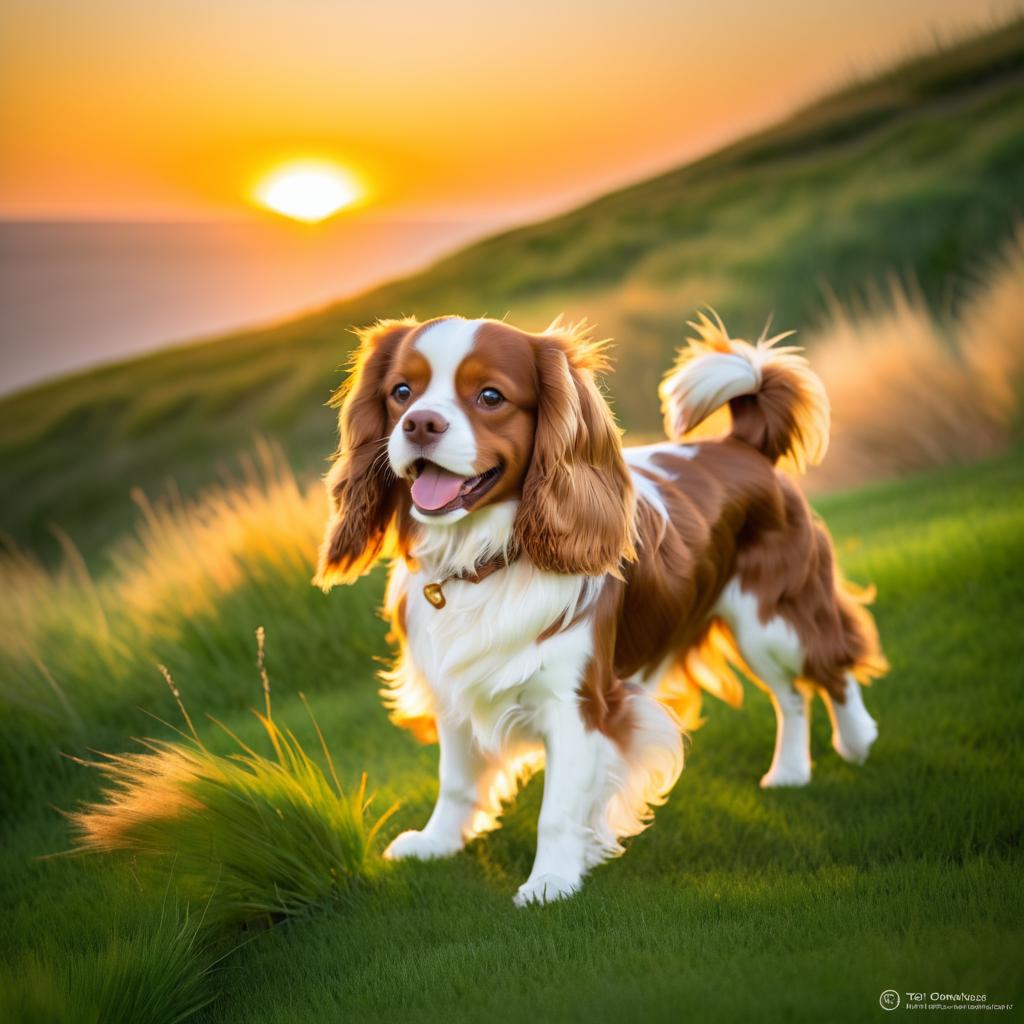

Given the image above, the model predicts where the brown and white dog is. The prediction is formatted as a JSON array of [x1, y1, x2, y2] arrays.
[[315, 312, 886, 905]]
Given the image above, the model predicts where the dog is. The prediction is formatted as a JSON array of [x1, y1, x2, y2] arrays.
[[315, 312, 886, 905]]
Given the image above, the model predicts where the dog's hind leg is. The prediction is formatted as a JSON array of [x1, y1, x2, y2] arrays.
[[748, 663, 813, 789], [822, 673, 878, 765], [715, 580, 813, 788]]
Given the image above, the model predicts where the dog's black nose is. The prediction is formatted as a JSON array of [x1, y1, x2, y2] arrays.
[[403, 409, 449, 447]]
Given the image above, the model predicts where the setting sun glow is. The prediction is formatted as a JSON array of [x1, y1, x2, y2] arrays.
[[254, 162, 361, 223]]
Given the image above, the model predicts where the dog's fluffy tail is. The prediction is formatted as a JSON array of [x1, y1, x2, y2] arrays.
[[658, 310, 830, 472]]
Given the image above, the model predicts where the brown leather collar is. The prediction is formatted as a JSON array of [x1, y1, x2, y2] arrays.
[[422, 554, 511, 610]]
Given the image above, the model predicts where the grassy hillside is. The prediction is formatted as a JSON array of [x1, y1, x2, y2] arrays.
[[3, 448, 1022, 1022], [2, 19, 1024, 563]]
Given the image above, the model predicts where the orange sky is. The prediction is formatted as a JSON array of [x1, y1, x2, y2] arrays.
[[0, 0, 992, 223]]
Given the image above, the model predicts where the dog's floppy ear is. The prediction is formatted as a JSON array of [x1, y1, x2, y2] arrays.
[[514, 321, 636, 577], [315, 319, 416, 590]]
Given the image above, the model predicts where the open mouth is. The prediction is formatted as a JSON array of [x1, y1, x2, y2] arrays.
[[408, 459, 503, 515]]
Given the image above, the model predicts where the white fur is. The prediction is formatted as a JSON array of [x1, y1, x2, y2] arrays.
[[660, 351, 762, 439], [713, 580, 880, 784], [625, 441, 699, 468], [823, 673, 879, 765], [659, 315, 830, 471], [624, 442, 695, 525], [382, 504, 682, 902], [388, 317, 482, 525], [513, 695, 618, 905], [412, 500, 518, 579], [628, 468, 670, 523], [603, 688, 683, 844], [714, 579, 812, 787]]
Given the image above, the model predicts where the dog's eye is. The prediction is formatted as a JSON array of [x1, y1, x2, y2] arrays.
[[478, 387, 504, 408], [391, 383, 412, 403]]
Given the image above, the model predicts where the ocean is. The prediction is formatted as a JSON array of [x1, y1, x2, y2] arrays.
[[0, 217, 493, 395]]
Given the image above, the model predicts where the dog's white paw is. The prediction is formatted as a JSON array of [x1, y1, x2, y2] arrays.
[[759, 762, 811, 788], [833, 716, 878, 765], [513, 873, 580, 907], [383, 829, 462, 861]]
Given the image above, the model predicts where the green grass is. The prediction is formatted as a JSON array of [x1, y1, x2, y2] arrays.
[[0, 901, 218, 1024], [2, 18, 1023, 563], [68, 680, 396, 928], [2, 450, 1022, 1022]]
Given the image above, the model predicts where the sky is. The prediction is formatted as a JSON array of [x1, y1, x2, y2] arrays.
[[0, 0, 993, 225]]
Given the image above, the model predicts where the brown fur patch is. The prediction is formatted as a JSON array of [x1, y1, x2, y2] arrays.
[[561, 438, 885, 729], [733, 473, 887, 700], [611, 440, 885, 708], [315, 319, 417, 588], [514, 330, 637, 576], [578, 578, 633, 743], [727, 358, 827, 469], [614, 442, 778, 679], [453, 322, 541, 509]]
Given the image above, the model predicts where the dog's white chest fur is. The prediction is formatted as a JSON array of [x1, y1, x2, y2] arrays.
[[395, 559, 593, 754]]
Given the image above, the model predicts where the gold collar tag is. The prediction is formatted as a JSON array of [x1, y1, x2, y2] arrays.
[[423, 582, 446, 609]]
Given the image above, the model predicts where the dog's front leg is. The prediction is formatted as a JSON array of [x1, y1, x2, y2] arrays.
[[514, 697, 610, 906], [384, 712, 491, 861]]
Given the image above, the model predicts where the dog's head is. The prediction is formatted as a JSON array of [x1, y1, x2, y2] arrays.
[[315, 316, 635, 588]]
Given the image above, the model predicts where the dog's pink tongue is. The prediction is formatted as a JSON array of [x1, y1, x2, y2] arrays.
[[411, 465, 465, 511]]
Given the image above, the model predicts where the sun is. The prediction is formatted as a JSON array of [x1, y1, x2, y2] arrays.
[[253, 161, 362, 223]]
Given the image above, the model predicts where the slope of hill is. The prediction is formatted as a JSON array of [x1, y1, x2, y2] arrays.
[[3, 447, 1023, 1020], [2, 19, 1023, 562]]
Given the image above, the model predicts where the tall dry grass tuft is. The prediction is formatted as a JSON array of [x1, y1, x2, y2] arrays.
[[804, 287, 998, 490], [69, 647, 396, 929], [0, 440, 345, 771], [962, 224, 1024, 433], [112, 438, 326, 626], [0, 439, 320, 669], [799, 230, 1024, 491]]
